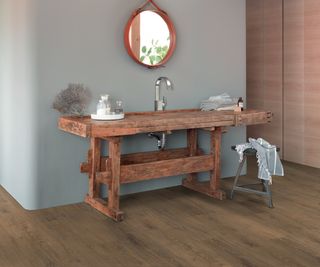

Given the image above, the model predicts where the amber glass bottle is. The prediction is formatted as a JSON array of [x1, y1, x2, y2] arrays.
[[237, 97, 244, 111]]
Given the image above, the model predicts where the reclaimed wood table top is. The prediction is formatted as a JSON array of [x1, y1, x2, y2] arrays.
[[58, 109, 272, 138]]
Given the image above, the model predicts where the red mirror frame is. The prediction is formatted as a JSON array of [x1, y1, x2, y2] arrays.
[[124, 9, 176, 69]]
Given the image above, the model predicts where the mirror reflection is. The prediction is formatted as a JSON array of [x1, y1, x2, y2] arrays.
[[127, 11, 172, 66]]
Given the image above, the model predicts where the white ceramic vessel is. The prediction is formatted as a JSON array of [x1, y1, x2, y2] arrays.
[[91, 113, 125, 121]]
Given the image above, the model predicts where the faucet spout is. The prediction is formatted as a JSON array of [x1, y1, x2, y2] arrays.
[[154, 77, 173, 111]]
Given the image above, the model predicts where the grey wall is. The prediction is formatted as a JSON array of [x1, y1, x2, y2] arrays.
[[0, 0, 39, 208], [1, 0, 246, 210]]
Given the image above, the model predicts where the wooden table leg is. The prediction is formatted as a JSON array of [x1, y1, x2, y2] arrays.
[[182, 127, 226, 200], [85, 137, 124, 222], [186, 129, 198, 183], [88, 137, 101, 198], [108, 137, 121, 212], [209, 127, 226, 199]]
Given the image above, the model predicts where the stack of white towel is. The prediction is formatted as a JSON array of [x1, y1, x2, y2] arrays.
[[200, 93, 238, 111]]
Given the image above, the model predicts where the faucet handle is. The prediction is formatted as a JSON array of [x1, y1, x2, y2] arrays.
[[162, 96, 167, 108]]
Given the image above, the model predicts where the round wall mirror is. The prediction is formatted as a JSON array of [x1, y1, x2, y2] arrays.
[[124, 10, 176, 68]]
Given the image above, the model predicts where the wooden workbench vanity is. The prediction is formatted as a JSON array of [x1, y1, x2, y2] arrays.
[[58, 109, 271, 221]]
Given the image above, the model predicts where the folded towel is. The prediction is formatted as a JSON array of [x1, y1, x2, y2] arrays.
[[200, 93, 238, 111], [216, 104, 238, 111]]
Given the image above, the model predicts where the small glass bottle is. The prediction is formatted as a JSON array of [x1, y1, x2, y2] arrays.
[[101, 95, 112, 114], [96, 99, 106, 116], [237, 97, 244, 111], [114, 100, 123, 114]]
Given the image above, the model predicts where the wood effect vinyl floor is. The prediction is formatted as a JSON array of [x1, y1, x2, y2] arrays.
[[0, 159, 319, 267]]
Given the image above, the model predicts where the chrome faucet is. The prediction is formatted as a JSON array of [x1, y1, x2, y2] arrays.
[[149, 77, 173, 150], [154, 77, 173, 111]]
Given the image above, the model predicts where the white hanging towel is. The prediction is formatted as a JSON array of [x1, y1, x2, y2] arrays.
[[235, 138, 284, 184]]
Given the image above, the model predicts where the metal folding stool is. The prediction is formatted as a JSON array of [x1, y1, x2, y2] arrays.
[[230, 145, 280, 208]]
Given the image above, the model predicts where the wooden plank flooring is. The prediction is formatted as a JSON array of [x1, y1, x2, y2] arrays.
[[0, 159, 319, 267]]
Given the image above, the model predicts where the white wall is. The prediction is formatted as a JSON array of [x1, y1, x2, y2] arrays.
[[1, 0, 246, 210]]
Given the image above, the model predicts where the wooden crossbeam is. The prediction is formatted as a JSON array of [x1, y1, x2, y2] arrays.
[[121, 154, 214, 183], [80, 148, 205, 173], [95, 154, 214, 185], [85, 195, 124, 222], [182, 180, 226, 200]]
